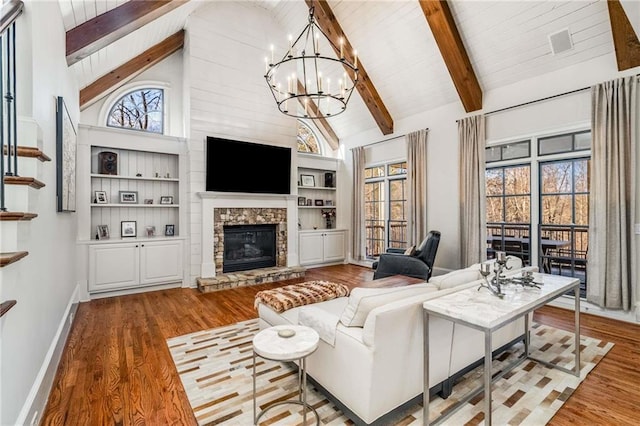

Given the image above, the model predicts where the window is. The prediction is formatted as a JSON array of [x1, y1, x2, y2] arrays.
[[485, 130, 590, 297], [364, 162, 407, 258], [297, 121, 321, 154], [107, 88, 164, 134]]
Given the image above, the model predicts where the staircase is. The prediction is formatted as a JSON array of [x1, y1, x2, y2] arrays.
[[1, 0, 28, 317], [0, 119, 47, 317]]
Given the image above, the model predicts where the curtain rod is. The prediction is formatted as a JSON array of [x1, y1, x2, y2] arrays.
[[351, 128, 429, 150], [461, 73, 640, 121]]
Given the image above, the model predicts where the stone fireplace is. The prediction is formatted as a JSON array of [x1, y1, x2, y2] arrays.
[[197, 192, 303, 291], [213, 208, 287, 274]]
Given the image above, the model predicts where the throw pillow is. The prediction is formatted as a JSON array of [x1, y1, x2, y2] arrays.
[[339, 284, 431, 327], [428, 268, 481, 290], [403, 245, 416, 256]]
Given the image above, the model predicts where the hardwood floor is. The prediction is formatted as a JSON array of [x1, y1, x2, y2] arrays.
[[42, 265, 640, 425]]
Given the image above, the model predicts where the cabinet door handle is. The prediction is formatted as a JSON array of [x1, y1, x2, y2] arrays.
[[141, 244, 145, 247], [135, 245, 139, 248]]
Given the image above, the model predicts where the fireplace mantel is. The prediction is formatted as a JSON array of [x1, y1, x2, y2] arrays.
[[199, 192, 298, 278], [197, 191, 297, 202]]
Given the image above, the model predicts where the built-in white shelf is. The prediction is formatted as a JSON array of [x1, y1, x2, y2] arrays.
[[91, 203, 179, 208], [91, 173, 179, 182], [298, 185, 336, 191], [79, 236, 185, 245]]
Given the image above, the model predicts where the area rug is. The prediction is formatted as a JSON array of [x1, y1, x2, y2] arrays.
[[167, 319, 612, 425]]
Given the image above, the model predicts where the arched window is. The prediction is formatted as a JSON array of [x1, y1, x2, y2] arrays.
[[107, 88, 164, 134], [297, 120, 321, 154]]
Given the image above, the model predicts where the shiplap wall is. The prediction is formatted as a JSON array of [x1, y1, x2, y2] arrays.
[[186, 1, 296, 284]]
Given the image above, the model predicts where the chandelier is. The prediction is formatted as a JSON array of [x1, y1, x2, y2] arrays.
[[264, 5, 359, 119]]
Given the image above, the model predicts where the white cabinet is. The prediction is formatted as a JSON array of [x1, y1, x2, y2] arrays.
[[299, 229, 346, 266], [89, 239, 183, 293]]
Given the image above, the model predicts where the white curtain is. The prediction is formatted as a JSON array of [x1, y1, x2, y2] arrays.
[[588, 76, 638, 310], [406, 129, 428, 246], [458, 115, 486, 267], [351, 147, 365, 261]]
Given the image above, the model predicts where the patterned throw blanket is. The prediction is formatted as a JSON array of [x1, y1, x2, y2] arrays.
[[254, 280, 350, 313]]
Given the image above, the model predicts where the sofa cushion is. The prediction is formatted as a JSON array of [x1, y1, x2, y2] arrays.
[[428, 268, 481, 290], [339, 283, 435, 327]]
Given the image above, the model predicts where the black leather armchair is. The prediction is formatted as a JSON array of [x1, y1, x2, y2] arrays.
[[372, 230, 441, 281]]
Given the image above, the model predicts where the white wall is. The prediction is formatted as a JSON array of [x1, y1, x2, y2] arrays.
[[185, 1, 296, 284], [1, 1, 79, 424], [80, 52, 185, 137]]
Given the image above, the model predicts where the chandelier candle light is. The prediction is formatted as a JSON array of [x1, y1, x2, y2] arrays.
[[264, 4, 359, 119]]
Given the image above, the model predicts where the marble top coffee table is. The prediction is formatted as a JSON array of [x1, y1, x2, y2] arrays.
[[252, 325, 320, 425], [422, 273, 581, 425]]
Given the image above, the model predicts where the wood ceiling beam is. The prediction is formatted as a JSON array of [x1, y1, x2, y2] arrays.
[[296, 81, 340, 150], [419, 0, 482, 112], [307, 0, 394, 135], [66, 0, 188, 66], [79, 30, 185, 110], [607, 0, 640, 71]]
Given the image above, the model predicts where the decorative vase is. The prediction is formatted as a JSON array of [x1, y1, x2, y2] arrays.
[[325, 217, 333, 229]]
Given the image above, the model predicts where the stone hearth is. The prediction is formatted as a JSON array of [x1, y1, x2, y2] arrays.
[[197, 266, 306, 292]]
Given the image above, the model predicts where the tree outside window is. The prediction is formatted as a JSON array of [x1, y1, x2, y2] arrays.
[[107, 88, 164, 134]]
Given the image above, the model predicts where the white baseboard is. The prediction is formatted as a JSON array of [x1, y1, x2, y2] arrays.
[[16, 285, 80, 426]]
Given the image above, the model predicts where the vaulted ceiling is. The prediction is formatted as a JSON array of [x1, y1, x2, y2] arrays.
[[59, 0, 639, 144]]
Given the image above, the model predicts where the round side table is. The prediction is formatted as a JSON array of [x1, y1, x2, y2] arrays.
[[252, 325, 320, 425]]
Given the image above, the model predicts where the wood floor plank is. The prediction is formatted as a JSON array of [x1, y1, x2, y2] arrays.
[[41, 265, 640, 425]]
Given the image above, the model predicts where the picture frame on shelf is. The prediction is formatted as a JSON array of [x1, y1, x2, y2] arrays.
[[95, 191, 108, 204], [121, 221, 137, 238], [314, 199, 324, 206], [119, 191, 138, 204], [306, 199, 313, 206], [144, 199, 154, 205], [165, 224, 175, 236], [300, 174, 315, 187], [159, 195, 174, 205], [145, 226, 156, 237], [325, 200, 334, 206], [298, 196, 306, 206], [96, 225, 109, 240]]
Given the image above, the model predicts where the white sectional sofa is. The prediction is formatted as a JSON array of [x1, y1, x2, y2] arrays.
[[256, 258, 529, 425]]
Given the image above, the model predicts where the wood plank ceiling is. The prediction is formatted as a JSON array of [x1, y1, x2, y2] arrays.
[[60, 0, 638, 143]]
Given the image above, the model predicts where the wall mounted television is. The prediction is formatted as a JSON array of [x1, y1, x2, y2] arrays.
[[206, 137, 291, 194]]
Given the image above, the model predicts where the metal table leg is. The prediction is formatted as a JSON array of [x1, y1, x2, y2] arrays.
[[574, 285, 581, 376], [423, 309, 430, 425], [484, 330, 492, 425]]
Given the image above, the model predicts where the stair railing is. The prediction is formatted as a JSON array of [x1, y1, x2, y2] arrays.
[[0, 0, 23, 212]]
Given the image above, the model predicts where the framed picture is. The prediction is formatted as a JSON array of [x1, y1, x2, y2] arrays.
[[145, 226, 156, 237], [119, 191, 138, 204], [325, 200, 334, 206], [160, 196, 174, 205], [95, 191, 108, 204], [300, 174, 315, 187], [165, 224, 175, 236], [144, 199, 154, 205], [314, 199, 324, 206], [298, 196, 306, 206], [96, 225, 109, 240], [306, 199, 313, 206], [121, 221, 137, 238], [56, 96, 77, 212]]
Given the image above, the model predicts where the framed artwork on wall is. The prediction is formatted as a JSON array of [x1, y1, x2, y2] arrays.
[[56, 96, 77, 212]]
